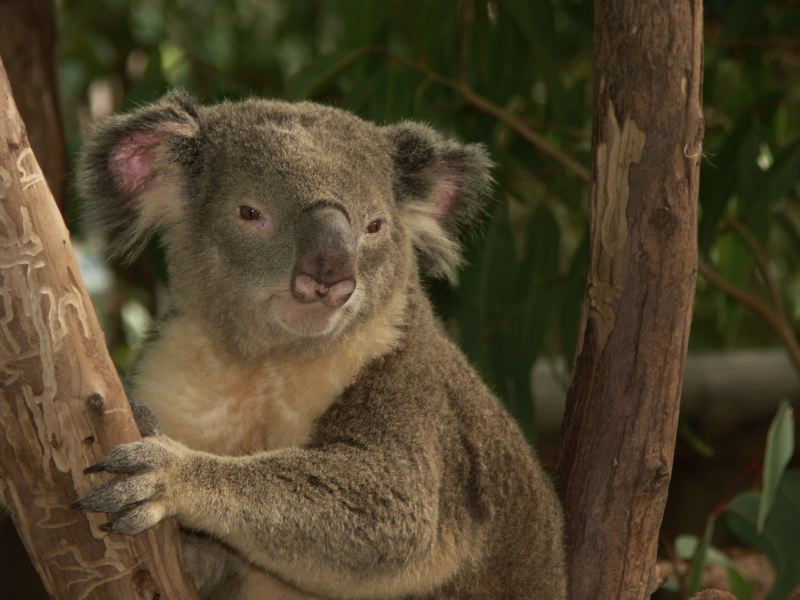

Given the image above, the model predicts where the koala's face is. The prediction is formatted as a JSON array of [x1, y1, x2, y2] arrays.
[[79, 92, 490, 358]]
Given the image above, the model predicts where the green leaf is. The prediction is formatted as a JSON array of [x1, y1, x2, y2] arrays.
[[284, 49, 369, 100], [768, 138, 800, 202], [737, 129, 770, 235], [518, 206, 561, 365], [726, 470, 800, 600], [509, 206, 561, 439], [686, 516, 717, 596], [757, 400, 795, 533], [721, 0, 768, 42], [676, 531, 756, 600], [678, 419, 715, 458], [715, 232, 752, 345], [699, 115, 751, 253], [335, 0, 390, 46], [502, 0, 565, 120], [457, 204, 518, 410], [727, 566, 756, 600]]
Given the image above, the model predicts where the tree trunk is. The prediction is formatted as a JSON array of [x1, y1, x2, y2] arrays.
[[0, 57, 199, 600], [0, 0, 67, 211], [557, 2, 703, 600]]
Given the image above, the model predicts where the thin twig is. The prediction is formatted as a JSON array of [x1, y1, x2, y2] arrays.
[[726, 217, 787, 319], [699, 260, 800, 374]]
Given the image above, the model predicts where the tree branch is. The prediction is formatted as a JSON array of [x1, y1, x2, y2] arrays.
[[0, 55, 199, 600], [698, 260, 800, 374], [375, 47, 592, 182], [725, 217, 787, 320], [558, 2, 703, 597]]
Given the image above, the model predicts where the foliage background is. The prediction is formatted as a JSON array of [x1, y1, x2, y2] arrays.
[[17, 0, 800, 597]]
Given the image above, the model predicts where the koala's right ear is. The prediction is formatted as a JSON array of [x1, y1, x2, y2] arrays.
[[77, 90, 201, 260], [383, 121, 493, 282]]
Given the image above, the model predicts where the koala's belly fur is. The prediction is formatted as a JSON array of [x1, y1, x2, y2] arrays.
[[130, 314, 402, 598]]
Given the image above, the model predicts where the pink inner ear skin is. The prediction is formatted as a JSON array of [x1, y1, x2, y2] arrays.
[[108, 130, 169, 201], [434, 180, 460, 221]]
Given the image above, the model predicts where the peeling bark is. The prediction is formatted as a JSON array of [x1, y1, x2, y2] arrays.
[[557, 2, 703, 599], [0, 56, 199, 600]]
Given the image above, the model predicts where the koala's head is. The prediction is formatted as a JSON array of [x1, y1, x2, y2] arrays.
[[79, 91, 491, 358]]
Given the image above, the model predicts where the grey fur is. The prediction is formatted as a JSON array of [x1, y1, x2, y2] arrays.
[[76, 92, 566, 599]]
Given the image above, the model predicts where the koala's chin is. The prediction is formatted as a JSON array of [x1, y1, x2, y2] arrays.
[[269, 288, 361, 339]]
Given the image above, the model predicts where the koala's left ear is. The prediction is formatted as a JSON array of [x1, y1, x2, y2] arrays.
[[383, 121, 493, 281], [77, 90, 201, 261]]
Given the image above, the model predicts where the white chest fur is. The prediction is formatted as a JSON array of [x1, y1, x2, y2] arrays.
[[130, 315, 400, 456]]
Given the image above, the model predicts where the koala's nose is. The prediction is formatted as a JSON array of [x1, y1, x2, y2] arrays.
[[291, 204, 357, 308]]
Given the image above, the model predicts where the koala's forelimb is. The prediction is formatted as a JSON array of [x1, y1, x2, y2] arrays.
[[78, 436, 454, 598]]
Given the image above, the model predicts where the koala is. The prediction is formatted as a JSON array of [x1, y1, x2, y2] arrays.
[[75, 90, 566, 600]]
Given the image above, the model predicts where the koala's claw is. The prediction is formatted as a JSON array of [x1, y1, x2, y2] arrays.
[[76, 437, 179, 535], [98, 501, 167, 536], [82, 439, 168, 475], [74, 474, 165, 513]]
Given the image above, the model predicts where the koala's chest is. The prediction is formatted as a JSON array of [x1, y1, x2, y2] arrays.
[[141, 362, 342, 455], [130, 322, 362, 455]]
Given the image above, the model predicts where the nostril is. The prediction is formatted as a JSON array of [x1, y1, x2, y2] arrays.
[[292, 273, 320, 304], [292, 271, 356, 307], [322, 278, 356, 308]]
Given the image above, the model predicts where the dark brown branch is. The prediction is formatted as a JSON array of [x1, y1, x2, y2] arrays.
[[375, 48, 592, 182], [558, 2, 703, 598], [287, 43, 591, 182], [698, 260, 800, 374], [726, 217, 787, 319]]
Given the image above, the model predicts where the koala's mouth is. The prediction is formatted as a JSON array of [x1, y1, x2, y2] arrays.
[[270, 293, 355, 337]]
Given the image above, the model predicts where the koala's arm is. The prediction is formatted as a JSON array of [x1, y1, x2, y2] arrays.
[[77, 424, 468, 599]]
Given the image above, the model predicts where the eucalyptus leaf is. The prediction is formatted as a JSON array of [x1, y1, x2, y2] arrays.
[[285, 50, 366, 100], [727, 470, 800, 600], [687, 516, 717, 596], [757, 400, 795, 533], [727, 566, 756, 600]]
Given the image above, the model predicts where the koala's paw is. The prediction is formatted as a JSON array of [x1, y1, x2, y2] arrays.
[[74, 436, 184, 535]]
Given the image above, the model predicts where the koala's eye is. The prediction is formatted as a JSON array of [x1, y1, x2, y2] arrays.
[[239, 205, 262, 221], [365, 219, 384, 234]]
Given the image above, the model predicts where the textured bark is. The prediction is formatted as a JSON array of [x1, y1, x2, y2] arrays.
[[0, 57, 199, 600], [557, 2, 703, 600], [0, 0, 67, 211]]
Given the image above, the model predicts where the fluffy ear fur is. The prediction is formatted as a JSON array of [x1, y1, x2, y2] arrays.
[[77, 89, 201, 260], [383, 121, 493, 281]]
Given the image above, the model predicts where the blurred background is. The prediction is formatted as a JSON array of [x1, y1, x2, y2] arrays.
[[1, 1, 799, 598]]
